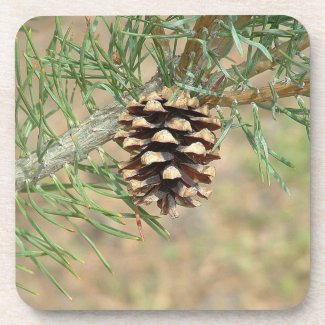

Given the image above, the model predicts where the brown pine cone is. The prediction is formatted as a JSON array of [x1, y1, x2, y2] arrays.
[[115, 86, 221, 218]]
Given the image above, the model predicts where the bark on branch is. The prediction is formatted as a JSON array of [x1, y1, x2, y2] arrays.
[[177, 15, 221, 77], [177, 16, 252, 78], [16, 76, 163, 191], [207, 78, 310, 107]]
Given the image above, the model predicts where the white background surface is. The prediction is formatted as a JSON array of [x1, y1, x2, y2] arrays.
[[0, 1, 323, 323]]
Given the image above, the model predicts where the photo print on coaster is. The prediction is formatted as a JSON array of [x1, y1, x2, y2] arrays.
[[15, 15, 310, 310]]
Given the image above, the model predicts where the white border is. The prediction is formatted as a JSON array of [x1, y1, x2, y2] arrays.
[[0, 1, 323, 323]]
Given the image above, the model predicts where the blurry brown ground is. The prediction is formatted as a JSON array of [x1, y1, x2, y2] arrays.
[[16, 17, 310, 310]]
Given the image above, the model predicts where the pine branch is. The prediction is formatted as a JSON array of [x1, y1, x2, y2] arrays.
[[16, 75, 163, 191], [177, 15, 224, 77], [207, 78, 310, 107], [177, 16, 252, 79], [16, 19, 310, 193], [206, 34, 310, 92], [202, 15, 252, 77], [247, 34, 310, 78]]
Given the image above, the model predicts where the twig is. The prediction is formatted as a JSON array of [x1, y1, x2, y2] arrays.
[[16, 75, 163, 191], [177, 15, 223, 77], [206, 34, 310, 92], [203, 15, 252, 77], [205, 78, 310, 107], [247, 34, 310, 77], [177, 16, 252, 79], [134, 200, 145, 241]]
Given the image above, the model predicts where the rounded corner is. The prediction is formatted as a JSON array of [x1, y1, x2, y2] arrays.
[[284, 15, 311, 50], [14, 16, 45, 41], [276, 274, 311, 311], [15, 283, 44, 310]]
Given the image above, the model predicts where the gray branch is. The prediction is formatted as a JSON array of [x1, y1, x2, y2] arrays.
[[16, 75, 163, 191]]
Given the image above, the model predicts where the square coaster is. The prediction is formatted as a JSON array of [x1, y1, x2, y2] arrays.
[[15, 15, 310, 310]]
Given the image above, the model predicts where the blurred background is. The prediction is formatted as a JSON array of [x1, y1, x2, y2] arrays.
[[16, 17, 310, 310]]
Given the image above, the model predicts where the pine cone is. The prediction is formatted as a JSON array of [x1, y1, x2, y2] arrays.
[[115, 86, 221, 218]]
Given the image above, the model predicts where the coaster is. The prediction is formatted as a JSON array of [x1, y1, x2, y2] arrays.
[[15, 15, 310, 310]]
